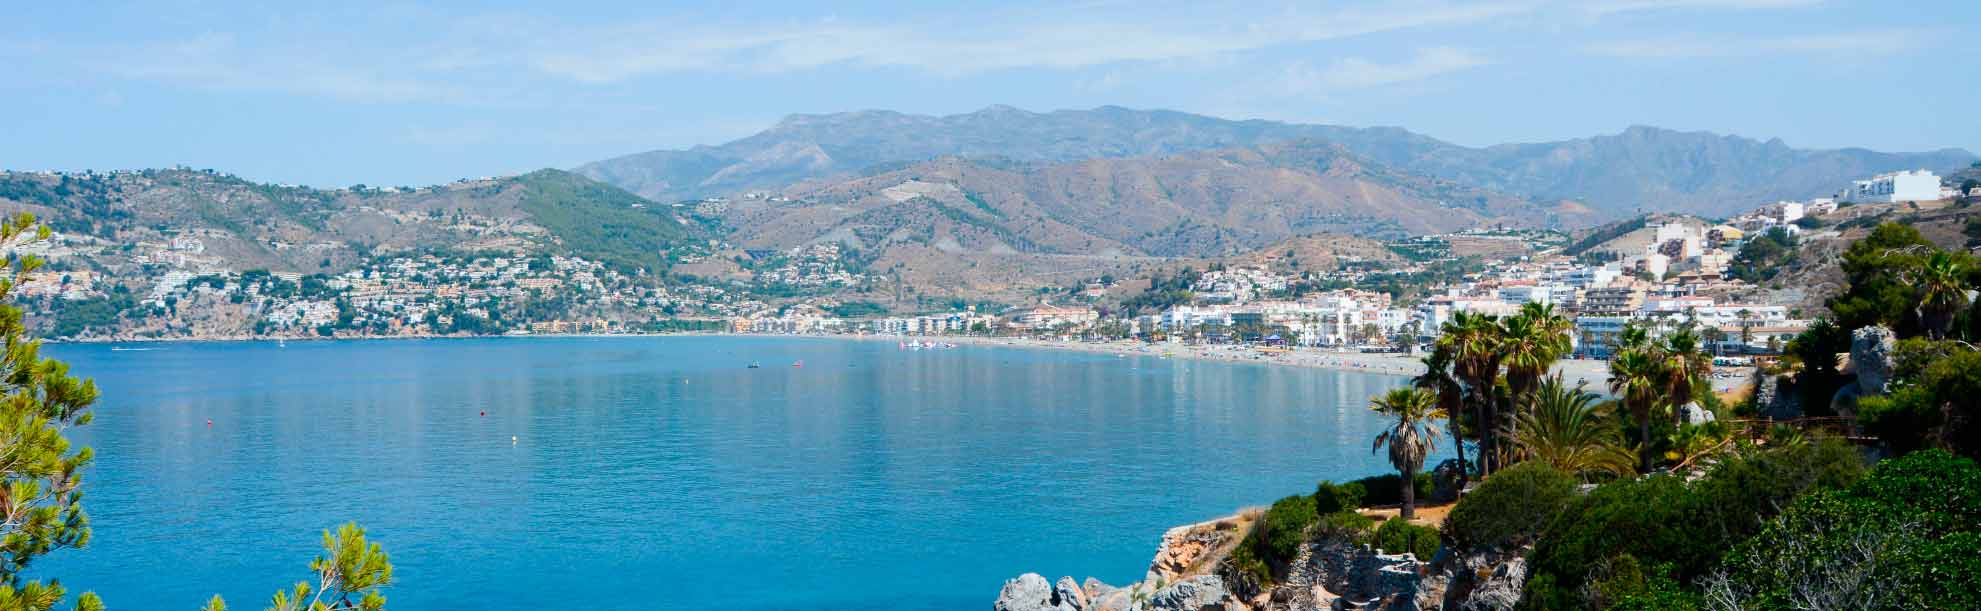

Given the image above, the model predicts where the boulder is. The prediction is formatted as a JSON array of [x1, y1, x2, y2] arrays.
[[1678, 402, 1715, 426], [1851, 325, 1896, 396], [1055, 576, 1089, 611], [996, 574, 1056, 611], [1434, 551, 1528, 611], [1146, 575, 1230, 611]]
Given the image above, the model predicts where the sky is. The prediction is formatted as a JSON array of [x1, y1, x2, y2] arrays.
[[3, 0, 1976, 188]]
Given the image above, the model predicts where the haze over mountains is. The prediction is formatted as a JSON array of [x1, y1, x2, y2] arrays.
[[577, 106, 1976, 221]]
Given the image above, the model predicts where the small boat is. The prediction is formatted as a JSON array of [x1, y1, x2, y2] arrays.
[[748, 361, 761, 369], [792, 360, 803, 368]]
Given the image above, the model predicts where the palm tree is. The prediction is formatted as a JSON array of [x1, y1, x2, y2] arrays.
[[1659, 328, 1713, 425], [1735, 308, 1755, 349], [1414, 349, 1468, 484], [1509, 376, 1635, 479], [1370, 387, 1443, 520], [1608, 349, 1667, 473], [1498, 311, 1569, 424], [1439, 312, 1505, 474], [1918, 252, 1970, 339]]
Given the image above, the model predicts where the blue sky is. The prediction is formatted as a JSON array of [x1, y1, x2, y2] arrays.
[[3, 0, 1975, 188]]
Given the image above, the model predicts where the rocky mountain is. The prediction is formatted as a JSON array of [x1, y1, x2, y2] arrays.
[[578, 106, 1975, 220], [727, 140, 1582, 257], [691, 141, 1583, 300]]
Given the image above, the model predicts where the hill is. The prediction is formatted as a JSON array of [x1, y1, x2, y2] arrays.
[[689, 141, 1580, 301], [728, 140, 1580, 257], [0, 168, 706, 276], [577, 106, 1975, 220]]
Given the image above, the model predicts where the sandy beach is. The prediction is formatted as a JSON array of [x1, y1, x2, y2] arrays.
[[869, 334, 1755, 395]]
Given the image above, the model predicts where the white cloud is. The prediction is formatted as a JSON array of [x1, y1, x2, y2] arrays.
[[1586, 29, 1929, 59], [1282, 47, 1491, 94], [516, 2, 1538, 82], [92, 33, 471, 104], [1581, 0, 1822, 17]]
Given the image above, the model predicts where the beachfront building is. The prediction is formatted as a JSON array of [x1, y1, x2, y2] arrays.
[[1008, 305, 1100, 331]]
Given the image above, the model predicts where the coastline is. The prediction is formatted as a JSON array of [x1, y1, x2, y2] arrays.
[[50, 330, 1754, 393]]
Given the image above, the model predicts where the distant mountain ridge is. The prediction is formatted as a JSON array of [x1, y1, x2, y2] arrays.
[[576, 106, 1975, 220]]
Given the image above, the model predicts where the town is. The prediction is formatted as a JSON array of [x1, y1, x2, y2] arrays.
[[12, 167, 1978, 372]]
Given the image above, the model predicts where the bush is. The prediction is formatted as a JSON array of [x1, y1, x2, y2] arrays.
[[1230, 494, 1322, 586], [1313, 510, 1375, 545], [1442, 462, 1577, 552], [1312, 480, 1366, 515], [1371, 518, 1440, 560], [1350, 472, 1434, 507], [1522, 440, 1864, 609], [1715, 450, 1981, 611]]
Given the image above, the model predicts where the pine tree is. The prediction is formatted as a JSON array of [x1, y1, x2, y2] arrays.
[[0, 212, 105, 611]]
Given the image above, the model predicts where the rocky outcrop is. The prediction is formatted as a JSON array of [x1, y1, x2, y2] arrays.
[[1831, 325, 1897, 417], [1147, 575, 1232, 611], [1149, 516, 1250, 583], [997, 515, 1529, 611], [1427, 550, 1528, 611], [1678, 402, 1715, 426], [1752, 370, 1800, 419]]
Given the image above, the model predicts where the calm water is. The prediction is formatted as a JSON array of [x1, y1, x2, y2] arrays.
[[38, 336, 1427, 610]]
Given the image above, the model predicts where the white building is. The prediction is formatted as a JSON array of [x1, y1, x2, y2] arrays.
[[1847, 170, 1941, 203]]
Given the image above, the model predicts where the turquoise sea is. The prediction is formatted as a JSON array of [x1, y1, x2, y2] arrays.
[[37, 336, 1428, 609]]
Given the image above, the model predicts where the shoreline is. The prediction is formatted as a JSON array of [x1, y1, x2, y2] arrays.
[[54, 331, 1754, 393]]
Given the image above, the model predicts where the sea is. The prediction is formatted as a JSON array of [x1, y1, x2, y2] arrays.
[[36, 336, 1430, 610]]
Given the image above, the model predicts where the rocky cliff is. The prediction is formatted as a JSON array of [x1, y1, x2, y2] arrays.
[[994, 514, 1529, 611]]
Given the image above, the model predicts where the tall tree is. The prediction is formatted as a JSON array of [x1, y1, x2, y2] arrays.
[[1369, 387, 1443, 520], [1659, 327, 1713, 424], [1917, 251, 1971, 340], [0, 213, 104, 611], [1608, 349, 1667, 473], [1414, 349, 1469, 485], [1439, 312, 1506, 473]]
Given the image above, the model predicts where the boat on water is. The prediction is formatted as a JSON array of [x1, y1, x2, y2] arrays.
[[748, 361, 761, 369], [792, 360, 803, 368], [109, 347, 156, 352], [898, 340, 959, 350]]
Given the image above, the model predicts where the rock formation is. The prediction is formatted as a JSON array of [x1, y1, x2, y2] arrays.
[[1831, 325, 1896, 417]]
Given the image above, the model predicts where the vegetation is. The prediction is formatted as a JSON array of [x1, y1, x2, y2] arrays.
[[1726, 227, 1797, 283], [205, 523, 396, 611], [1368, 388, 1442, 519], [1228, 493, 1323, 586], [511, 170, 698, 275], [1441, 462, 1576, 551], [1371, 518, 1440, 560], [0, 214, 104, 610], [0, 213, 397, 610], [1508, 376, 1635, 479], [1521, 438, 1862, 610], [1710, 450, 1979, 611]]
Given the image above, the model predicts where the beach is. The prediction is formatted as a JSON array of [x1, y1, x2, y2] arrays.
[[872, 334, 1755, 395]]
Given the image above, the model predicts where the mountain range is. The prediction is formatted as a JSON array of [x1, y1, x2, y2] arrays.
[[577, 106, 1975, 220]]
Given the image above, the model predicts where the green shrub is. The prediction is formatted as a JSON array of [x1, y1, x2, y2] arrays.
[[1231, 494, 1323, 586], [1522, 440, 1865, 609], [1442, 462, 1576, 551], [1350, 472, 1434, 507], [1716, 450, 1981, 611], [1312, 480, 1366, 515], [1371, 518, 1440, 560], [1313, 510, 1375, 545]]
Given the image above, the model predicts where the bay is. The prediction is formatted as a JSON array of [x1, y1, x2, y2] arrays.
[[38, 336, 1429, 610]]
